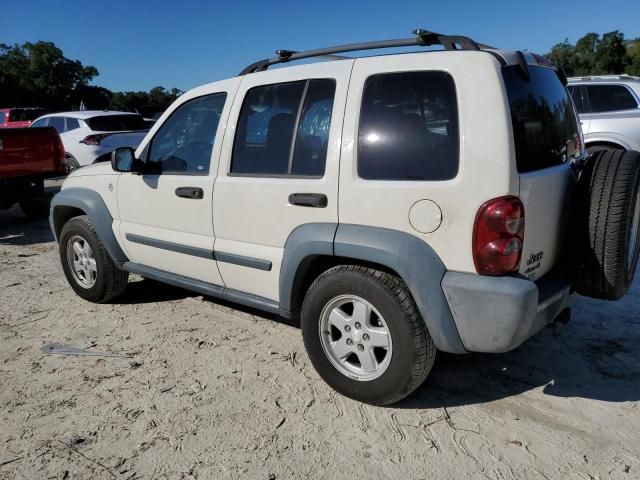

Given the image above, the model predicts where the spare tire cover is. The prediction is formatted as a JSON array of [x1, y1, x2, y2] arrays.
[[572, 149, 640, 300]]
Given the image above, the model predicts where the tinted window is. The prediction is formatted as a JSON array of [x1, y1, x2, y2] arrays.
[[568, 85, 587, 114], [0, 112, 6, 124], [49, 116, 66, 133], [232, 81, 305, 175], [292, 80, 336, 176], [358, 71, 459, 181], [503, 65, 581, 173], [66, 117, 80, 131], [9, 108, 47, 122], [30, 118, 48, 128], [147, 93, 227, 175], [585, 85, 639, 113], [86, 114, 147, 131]]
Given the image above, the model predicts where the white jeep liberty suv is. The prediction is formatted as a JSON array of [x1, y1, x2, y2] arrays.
[[50, 30, 640, 405]]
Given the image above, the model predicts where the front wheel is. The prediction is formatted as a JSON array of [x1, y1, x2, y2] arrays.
[[301, 265, 436, 406], [59, 215, 128, 303]]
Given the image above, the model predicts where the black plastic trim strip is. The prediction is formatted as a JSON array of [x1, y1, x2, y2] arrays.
[[124, 233, 272, 271], [214, 251, 272, 271], [125, 233, 214, 259]]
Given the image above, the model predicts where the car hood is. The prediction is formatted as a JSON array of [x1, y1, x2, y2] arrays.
[[66, 161, 116, 178]]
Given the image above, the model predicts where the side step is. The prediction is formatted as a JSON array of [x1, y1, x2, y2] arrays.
[[122, 262, 283, 317]]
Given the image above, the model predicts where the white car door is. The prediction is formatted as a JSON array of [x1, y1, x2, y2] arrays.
[[115, 80, 238, 285], [212, 61, 353, 301]]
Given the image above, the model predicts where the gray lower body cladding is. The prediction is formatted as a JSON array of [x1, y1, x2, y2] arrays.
[[441, 271, 571, 353]]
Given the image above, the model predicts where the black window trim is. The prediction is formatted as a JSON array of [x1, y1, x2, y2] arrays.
[[228, 77, 337, 179], [355, 69, 461, 182], [144, 91, 228, 177], [581, 83, 640, 114]]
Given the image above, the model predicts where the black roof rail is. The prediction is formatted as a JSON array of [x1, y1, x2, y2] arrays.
[[239, 29, 493, 75]]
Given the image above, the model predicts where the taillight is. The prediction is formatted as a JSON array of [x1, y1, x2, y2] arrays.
[[80, 134, 108, 145], [473, 196, 525, 276]]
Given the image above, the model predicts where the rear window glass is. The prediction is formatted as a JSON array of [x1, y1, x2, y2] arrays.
[[358, 71, 459, 181], [86, 114, 147, 131], [584, 84, 639, 112], [8, 108, 47, 122], [503, 65, 581, 173]]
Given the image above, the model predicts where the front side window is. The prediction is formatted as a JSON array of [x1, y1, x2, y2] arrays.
[[585, 85, 639, 113], [358, 71, 459, 181], [30, 118, 48, 128], [231, 79, 336, 176], [147, 93, 227, 175]]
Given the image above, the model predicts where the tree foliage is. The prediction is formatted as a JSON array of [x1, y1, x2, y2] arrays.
[[547, 31, 639, 76], [0, 41, 182, 113]]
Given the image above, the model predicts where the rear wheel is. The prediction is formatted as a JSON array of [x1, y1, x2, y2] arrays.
[[301, 265, 436, 406], [572, 149, 640, 300], [59, 216, 128, 303]]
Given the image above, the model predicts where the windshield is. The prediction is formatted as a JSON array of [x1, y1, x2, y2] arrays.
[[502, 65, 581, 173], [86, 114, 148, 132]]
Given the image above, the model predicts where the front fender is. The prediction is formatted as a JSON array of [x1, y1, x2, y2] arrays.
[[50, 187, 128, 265]]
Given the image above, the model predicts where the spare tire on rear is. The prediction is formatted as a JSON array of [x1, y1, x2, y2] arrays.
[[572, 149, 640, 300]]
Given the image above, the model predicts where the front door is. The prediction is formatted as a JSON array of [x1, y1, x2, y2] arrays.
[[116, 88, 233, 285], [212, 61, 353, 301]]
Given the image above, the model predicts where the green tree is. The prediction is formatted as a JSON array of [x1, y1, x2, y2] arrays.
[[547, 39, 576, 76], [0, 41, 98, 108], [595, 31, 630, 74], [624, 39, 640, 76]]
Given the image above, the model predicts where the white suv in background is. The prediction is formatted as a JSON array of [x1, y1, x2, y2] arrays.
[[50, 31, 640, 405], [30, 111, 149, 171], [567, 75, 640, 153]]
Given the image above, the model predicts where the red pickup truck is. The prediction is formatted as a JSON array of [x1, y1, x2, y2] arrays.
[[0, 127, 66, 219], [0, 108, 48, 129]]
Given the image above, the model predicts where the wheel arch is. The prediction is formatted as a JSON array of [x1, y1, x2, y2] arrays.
[[280, 223, 466, 353], [50, 188, 128, 266]]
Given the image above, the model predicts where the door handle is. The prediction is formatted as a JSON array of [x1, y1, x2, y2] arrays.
[[175, 187, 204, 199], [288, 193, 328, 208]]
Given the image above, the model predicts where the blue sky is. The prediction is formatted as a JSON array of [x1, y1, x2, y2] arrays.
[[2, 0, 639, 92]]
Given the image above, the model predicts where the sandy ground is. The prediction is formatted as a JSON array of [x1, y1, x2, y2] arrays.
[[1, 204, 639, 480]]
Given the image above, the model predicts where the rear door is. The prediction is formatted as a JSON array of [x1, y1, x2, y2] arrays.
[[212, 61, 352, 301], [502, 65, 583, 280]]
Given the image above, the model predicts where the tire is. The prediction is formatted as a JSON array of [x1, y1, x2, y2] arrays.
[[301, 265, 436, 406], [19, 198, 51, 220], [572, 149, 640, 300], [66, 155, 80, 174], [59, 215, 128, 303], [586, 144, 619, 155]]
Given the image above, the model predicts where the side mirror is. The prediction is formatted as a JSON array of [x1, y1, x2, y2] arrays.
[[111, 147, 143, 173]]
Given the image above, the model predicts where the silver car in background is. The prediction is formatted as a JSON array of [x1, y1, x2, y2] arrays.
[[567, 75, 640, 153]]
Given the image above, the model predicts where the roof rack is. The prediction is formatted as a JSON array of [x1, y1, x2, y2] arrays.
[[239, 29, 492, 75]]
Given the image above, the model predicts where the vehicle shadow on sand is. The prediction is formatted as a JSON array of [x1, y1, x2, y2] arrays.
[[0, 207, 54, 246], [400, 280, 640, 407], [123, 274, 640, 406]]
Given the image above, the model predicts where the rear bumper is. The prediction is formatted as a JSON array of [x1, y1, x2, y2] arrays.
[[441, 271, 570, 353]]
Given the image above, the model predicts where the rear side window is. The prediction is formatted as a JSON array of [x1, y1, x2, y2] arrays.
[[86, 114, 147, 132], [231, 79, 336, 176], [503, 65, 581, 173], [584, 85, 639, 112], [568, 85, 587, 114], [357, 71, 459, 181], [66, 117, 80, 131]]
